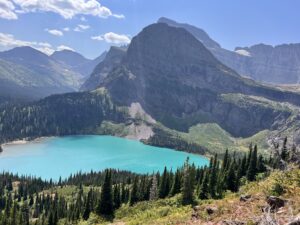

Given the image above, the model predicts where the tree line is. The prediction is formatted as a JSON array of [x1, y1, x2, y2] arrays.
[[0, 142, 281, 224]]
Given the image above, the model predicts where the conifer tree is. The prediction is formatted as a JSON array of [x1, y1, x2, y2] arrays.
[[257, 155, 266, 173], [113, 185, 121, 209], [170, 169, 181, 196], [247, 145, 258, 181], [208, 154, 218, 198], [246, 144, 253, 169], [226, 162, 237, 192], [129, 177, 139, 206], [149, 174, 158, 201], [21, 202, 30, 225], [281, 137, 288, 161], [82, 189, 92, 220], [199, 171, 209, 199], [159, 167, 168, 198], [181, 158, 194, 205], [97, 169, 113, 215], [222, 149, 229, 170]]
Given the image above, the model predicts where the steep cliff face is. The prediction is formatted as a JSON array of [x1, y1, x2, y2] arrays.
[[101, 23, 299, 137], [81, 46, 126, 91], [232, 44, 300, 83], [158, 17, 300, 84]]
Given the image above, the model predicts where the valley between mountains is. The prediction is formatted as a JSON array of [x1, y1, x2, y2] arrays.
[[1, 19, 300, 157], [1, 13, 300, 225]]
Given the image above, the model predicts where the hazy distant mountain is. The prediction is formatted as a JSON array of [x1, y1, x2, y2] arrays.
[[81, 46, 126, 91], [233, 44, 300, 83], [51, 50, 90, 68], [158, 17, 300, 84], [51, 50, 107, 78], [0, 46, 82, 100]]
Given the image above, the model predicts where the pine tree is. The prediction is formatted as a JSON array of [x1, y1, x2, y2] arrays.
[[246, 144, 253, 169], [247, 145, 258, 181], [11, 202, 18, 225], [181, 158, 194, 205], [129, 177, 139, 206], [208, 154, 218, 198], [240, 154, 247, 177], [159, 167, 168, 198], [199, 171, 209, 199], [97, 169, 113, 215], [226, 162, 237, 192], [82, 189, 92, 220], [170, 169, 181, 196], [113, 184, 121, 209], [257, 155, 266, 173], [149, 174, 158, 201], [21, 202, 30, 225], [222, 149, 229, 170], [281, 137, 288, 161]]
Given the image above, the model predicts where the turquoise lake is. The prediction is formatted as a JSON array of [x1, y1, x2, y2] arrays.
[[0, 135, 209, 180]]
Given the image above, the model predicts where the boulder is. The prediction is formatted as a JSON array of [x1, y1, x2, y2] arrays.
[[266, 196, 285, 211]]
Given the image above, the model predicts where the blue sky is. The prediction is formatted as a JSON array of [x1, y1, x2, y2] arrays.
[[0, 0, 299, 59]]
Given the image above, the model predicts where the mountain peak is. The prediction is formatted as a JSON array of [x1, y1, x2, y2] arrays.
[[0, 46, 47, 58], [157, 17, 221, 49], [0, 46, 52, 66], [126, 23, 217, 67], [51, 49, 90, 67]]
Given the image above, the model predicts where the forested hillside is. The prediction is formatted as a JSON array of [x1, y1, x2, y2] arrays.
[[0, 90, 125, 144], [0, 141, 299, 224]]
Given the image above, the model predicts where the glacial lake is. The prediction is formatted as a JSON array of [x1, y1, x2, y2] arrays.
[[0, 135, 209, 180]]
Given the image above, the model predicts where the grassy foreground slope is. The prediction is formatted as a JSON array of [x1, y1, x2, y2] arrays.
[[61, 167, 300, 225]]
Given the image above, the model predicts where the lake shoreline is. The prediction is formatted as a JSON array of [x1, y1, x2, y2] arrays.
[[0, 135, 209, 180], [1, 135, 209, 159], [2, 136, 54, 147]]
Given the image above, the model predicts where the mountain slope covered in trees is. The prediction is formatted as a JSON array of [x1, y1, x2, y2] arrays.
[[0, 141, 299, 225]]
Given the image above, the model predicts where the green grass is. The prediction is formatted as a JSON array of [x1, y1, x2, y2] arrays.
[[182, 123, 235, 153], [179, 123, 270, 155], [114, 195, 191, 225]]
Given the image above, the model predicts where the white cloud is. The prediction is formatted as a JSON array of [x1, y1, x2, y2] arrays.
[[0, 32, 55, 54], [0, 0, 18, 20], [91, 35, 103, 41], [63, 27, 70, 32], [0, 32, 76, 55], [91, 32, 131, 44], [78, 24, 90, 30], [80, 16, 86, 21], [11, 0, 124, 20], [57, 45, 74, 51], [45, 29, 64, 36], [112, 14, 125, 19], [73, 24, 90, 32]]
